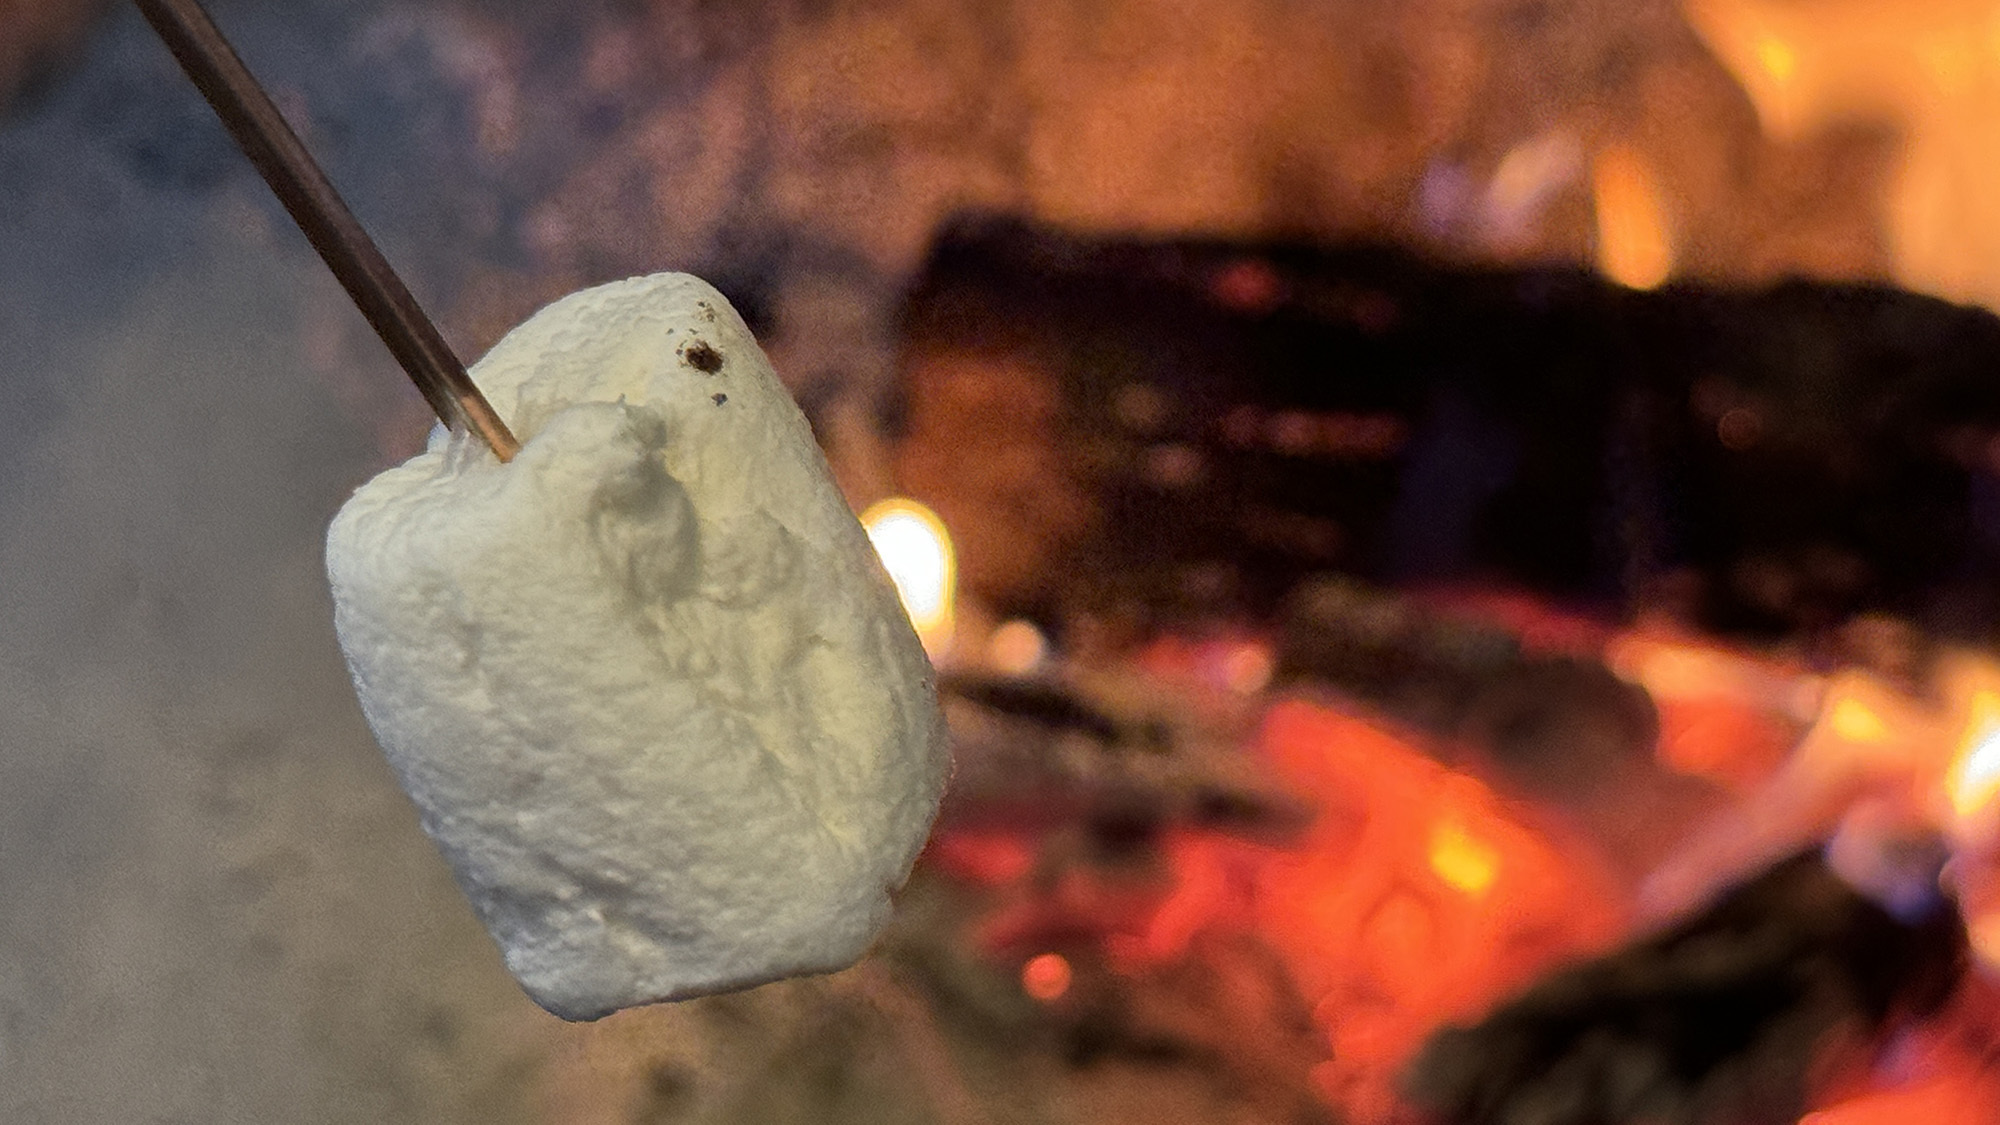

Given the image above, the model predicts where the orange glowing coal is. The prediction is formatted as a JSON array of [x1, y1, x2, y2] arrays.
[[1226, 701, 1625, 1122], [1426, 817, 1501, 898], [928, 601, 2000, 1121], [1605, 628, 1811, 790], [1020, 952, 1073, 1002], [924, 686, 1627, 1124], [1641, 642, 2000, 973], [1803, 1079, 1997, 1125]]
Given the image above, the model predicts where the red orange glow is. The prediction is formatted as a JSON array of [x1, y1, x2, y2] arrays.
[[1830, 697, 1893, 745], [1427, 818, 1501, 897], [926, 830, 1037, 886], [1803, 1085, 1987, 1125], [1021, 952, 1073, 1001], [1591, 145, 1674, 290], [930, 693, 1627, 1123], [1802, 1052, 2000, 1125], [1801, 974, 2000, 1123], [1606, 630, 1810, 789], [926, 614, 2000, 1122], [1133, 632, 1278, 699], [1243, 701, 1627, 1121]]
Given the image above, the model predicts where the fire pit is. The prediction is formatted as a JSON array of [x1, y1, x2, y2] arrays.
[[6, 2, 2000, 1123]]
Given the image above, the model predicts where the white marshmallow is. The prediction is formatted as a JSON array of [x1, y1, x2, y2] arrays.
[[326, 274, 949, 1020]]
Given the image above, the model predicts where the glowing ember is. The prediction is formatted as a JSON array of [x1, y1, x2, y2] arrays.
[[1604, 629, 1809, 789], [931, 606, 2000, 1121], [1427, 818, 1501, 898], [1020, 952, 1073, 1001], [1801, 1072, 1999, 1125], [1967, 910, 2000, 969], [861, 497, 956, 658], [926, 830, 1037, 886], [927, 687, 1627, 1123], [1244, 701, 1626, 1121], [1830, 697, 1893, 745], [986, 618, 1048, 675], [1800, 972, 2000, 1123]]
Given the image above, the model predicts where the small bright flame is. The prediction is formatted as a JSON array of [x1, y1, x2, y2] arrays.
[[1830, 697, 1893, 744], [861, 498, 955, 658], [1428, 820, 1501, 897], [1021, 952, 1072, 1001], [1948, 691, 2000, 821], [1592, 145, 1674, 290], [1754, 34, 1797, 83]]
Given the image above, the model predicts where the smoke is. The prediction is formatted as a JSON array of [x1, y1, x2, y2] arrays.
[[0, 8, 569, 1123], [0, 0, 935, 1115]]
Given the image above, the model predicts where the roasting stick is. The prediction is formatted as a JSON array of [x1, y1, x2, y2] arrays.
[[133, 0, 521, 462]]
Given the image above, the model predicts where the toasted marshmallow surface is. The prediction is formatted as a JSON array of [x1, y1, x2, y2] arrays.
[[326, 274, 948, 1020]]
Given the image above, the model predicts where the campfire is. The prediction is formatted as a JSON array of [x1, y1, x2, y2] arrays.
[[869, 215, 2000, 1123], [12, 1, 2000, 1122]]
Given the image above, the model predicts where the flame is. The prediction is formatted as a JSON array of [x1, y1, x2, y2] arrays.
[[1592, 145, 1674, 290], [1689, 0, 2000, 312], [1947, 691, 2000, 821], [1607, 632, 1812, 788], [1485, 130, 1583, 242], [861, 497, 956, 658]]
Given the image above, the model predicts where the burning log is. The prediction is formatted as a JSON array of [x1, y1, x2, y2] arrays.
[[1404, 853, 1966, 1125], [925, 644, 1632, 1120], [893, 216, 2000, 639]]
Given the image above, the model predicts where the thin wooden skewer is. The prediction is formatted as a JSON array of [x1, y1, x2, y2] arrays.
[[133, 0, 521, 462]]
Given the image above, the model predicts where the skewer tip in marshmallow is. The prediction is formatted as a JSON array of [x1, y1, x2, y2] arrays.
[[327, 274, 950, 1020]]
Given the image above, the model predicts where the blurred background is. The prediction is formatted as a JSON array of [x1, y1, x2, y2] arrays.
[[7, 1, 2000, 1122]]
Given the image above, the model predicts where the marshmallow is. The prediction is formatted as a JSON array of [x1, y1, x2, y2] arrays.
[[326, 274, 949, 1020]]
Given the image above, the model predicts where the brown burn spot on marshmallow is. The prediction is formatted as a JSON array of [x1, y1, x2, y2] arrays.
[[683, 340, 723, 374]]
